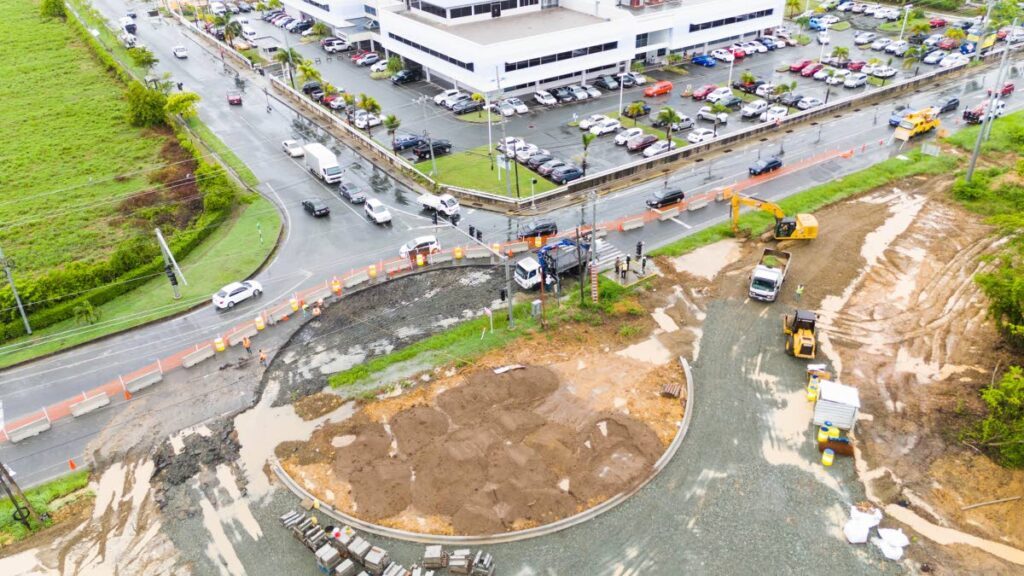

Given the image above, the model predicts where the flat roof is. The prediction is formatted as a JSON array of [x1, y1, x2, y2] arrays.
[[400, 7, 606, 45]]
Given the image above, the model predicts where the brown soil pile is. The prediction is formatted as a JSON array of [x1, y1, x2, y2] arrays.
[[287, 364, 675, 535], [294, 392, 345, 421]]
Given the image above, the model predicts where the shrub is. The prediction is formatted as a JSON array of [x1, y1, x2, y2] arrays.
[[40, 0, 65, 18], [126, 82, 167, 127], [964, 366, 1024, 468]]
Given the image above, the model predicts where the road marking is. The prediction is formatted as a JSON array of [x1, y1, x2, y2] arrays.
[[263, 182, 291, 245], [669, 217, 692, 229]]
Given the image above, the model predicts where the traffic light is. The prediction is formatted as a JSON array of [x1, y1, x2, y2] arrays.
[[164, 264, 178, 286], [499, 288, 507, 302]]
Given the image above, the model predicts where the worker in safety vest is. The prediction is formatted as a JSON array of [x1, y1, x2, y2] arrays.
[[242, 336, 252, 356]]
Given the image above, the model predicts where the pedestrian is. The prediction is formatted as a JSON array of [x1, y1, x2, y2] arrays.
[[614, 257, 621, 279], [258, 349, 268, 368], [177, 82, 184, 91], [796, 284, 805, 301], [572, 111, 579, 125], [625, 254, 632, 275], [312, 305, 321, 317], [636, 240, 644, 259], [241, 336, 252, 356], [641, 255, 648, 275], [301, 301, 309, 318]]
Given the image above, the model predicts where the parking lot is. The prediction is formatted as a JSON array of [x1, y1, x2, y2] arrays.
[[244, 7, 985, 193]]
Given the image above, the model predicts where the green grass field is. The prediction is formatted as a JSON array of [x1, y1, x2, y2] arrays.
[[945, 109, 1024, 154], [414, 146, 558, 197], [0, 0, 170, 277], [0, 470, 89, 545]]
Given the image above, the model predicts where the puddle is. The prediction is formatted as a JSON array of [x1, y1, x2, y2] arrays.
[[670, 239, 743, 280], [884, 504, 1024, 566], [91, 462, 126, 519], [0, 550, 56, 575], [650, 308, 680, 333], [616, 336, 673, 365]]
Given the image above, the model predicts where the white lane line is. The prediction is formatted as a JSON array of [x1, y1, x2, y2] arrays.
[[669, 217, 693, 229]]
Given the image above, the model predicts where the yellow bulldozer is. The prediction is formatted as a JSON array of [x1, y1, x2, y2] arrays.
[[783, 309, 817, 359], [730, 194, 818, 240]]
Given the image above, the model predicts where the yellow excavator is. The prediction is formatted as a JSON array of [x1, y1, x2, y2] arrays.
[[783, 309, 817, 359], [730, 195, 818, 240]]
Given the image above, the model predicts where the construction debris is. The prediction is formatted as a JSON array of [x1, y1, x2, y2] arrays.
[[660, 381, 683, 398], [873, 528, 911, 561], [422, 545, 448, 568], [843, 504, 883, 544]]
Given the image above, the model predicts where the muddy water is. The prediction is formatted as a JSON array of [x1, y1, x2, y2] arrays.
[[670, 239, 743, 281], [616, 336, 673, 365]]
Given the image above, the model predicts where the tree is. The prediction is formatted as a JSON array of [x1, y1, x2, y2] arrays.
[[225, 20, 243, 45], [625, 102, 646, 126], [165, 92, 201, 118], [991, 0, 1021, 29], [902, 45, 926, 69], [310, 21, 331, 37], [128, 46, 158, 71], [709, 103, 730, 134], [383, 114, 401, 149], [739, 70, 757, 86], [581, 132, 596, 176], [357, 93, 381, 136], [126, 82, 168, 127], [795, 15, 811, 30], [831, 46, 850, 60], [785, 0, 801, 17], [964, 366, 1024, 467], [40, 0, 65, 18], [470, 92, 486, 118], [73, 302, 99, 326], [655, 107, 682, 144], [666, 52, 683, 65], [297, 61, 322, 85], [909, 20, 931, 37], [342, 92, 356, 122], [945, 27, 967, 42], [386, 55, 403, 75], [267, 0, 282, 7], [274, 48, 304, 89]]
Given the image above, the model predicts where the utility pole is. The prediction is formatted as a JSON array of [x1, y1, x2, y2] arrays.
[[155, 228, 187, 300], [578, 202, 585, 306], [983, 19, 1018, 141], [898, 3, 911, 42], [0, 460, 41, 530], [423, 130, 437, 176], [0, 246, 31, 335]]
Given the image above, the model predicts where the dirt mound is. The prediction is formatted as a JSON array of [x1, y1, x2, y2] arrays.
[[287, 364, 671, 535]]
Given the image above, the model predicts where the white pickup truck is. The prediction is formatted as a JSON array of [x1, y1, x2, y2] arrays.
[[417, 193, 460, 217]]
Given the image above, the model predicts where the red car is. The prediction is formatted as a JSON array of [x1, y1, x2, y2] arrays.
[[789, 58, 813, 72], [801, 63, 824, 77], [349, 49, 370, 62], [692, 84, 718, 100], [929, 17, 947, 28], [847, 60, 866, 71], [988, 82, 1015, 97], [938, 37, 960, 50], [729, 46, 747, 59], [226, 90, 242, 105]]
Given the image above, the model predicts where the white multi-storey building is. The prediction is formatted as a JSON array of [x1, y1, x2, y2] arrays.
[[279, 0, 784, 95]]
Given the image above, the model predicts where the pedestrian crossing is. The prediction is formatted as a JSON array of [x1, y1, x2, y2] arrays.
[[592, 239, 626, 273]]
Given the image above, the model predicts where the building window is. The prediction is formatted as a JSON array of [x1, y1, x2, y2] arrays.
[[474, 2, 491, 13], [635, 33, 648, 48], [521, 0, 538, 5], [302, 0, 329, 10], [450, 6, 472, 16], [417, 1, 447, 16], [364, 4, 377, 15], [504, 41, 617, 72], [689, 8, 774, 32], [388, 32, 475, 71]]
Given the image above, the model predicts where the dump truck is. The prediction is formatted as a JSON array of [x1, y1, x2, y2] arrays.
[[783, 309, 817, 359], [893, 107, 940, 141], [304, 143, 343, 184], [417, 193, 460, 217], [514, 238, 589, 290], [963, 99, 1006, 124], [749, 248, 791, 302]]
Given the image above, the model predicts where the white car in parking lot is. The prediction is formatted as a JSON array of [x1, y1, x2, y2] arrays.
[[923, 50, 948, 64], [643, 140, 677, 157], [615, 127, 644, 145], [741, 99, 769, 118], [844, 72, 868, 88], [570, 86, 589, 101], [813, 67, 836, 81], [939, 53, 969, 68], [434, 89, 462, 105], [581, 84, 602, 98], [282, 139, 305, 157], [534, 90, 557, 106], [825, 69, 850, 84], [885, 40, 909, 55], [759, 105, 788, 122], [492, 101, 515, 116], [872, 66, 897, 78], [755, 83, 777, 98], [212, 280, 262, 310], [687, 128, 716, 144], [497, 136, 526, 154], [697, 106, 729, 123], [354, 110, 381, 128], [506, 97, 529, 114], [515, 144, 546, 162], [590, 118, 621, 135], [711, 48, 734, 62], [797, 96, 824, 110], [741, 41, 767, 53], [854, 32, 877, 45], [870, 37, 891, 50], [578, 114, 609, 130], [705, 87, 734, 103], [370, 60, 388, 72]]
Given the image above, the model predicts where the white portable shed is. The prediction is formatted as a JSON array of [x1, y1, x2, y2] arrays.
[[812, 380, 861, 431]]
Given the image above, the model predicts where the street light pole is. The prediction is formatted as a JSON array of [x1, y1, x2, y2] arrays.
[[898, 4, 911, 42], [975, 0, 995, 65], [0, 246, 31, 335]]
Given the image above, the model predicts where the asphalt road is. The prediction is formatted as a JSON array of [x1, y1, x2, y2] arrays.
[[1, 0, 1021, 485]]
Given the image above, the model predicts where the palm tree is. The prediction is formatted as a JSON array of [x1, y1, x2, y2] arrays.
[[383, 114, 401, 149], [217, 12, 242, 45], [297, 61, 322, 85], [739, 70, 757, 86], [902, 45, 926, 70], [310, 21, 330, 37], [385, 55, 403, 75], [655, 107, 682, 144], [342, 92, 356, 122], [625, 101, 646, 126], [666, 52, 683, 65], [785, 0, 801, 17], [470, 92, 486, 118], [709, 103, 730, 135], [909, 20, 931, 38], [581, 132, 596, 175], [274, 47, 304, 89], [831, 46, 850, 60], [945, 27, 966, 42], [357, 93, 381, 136]]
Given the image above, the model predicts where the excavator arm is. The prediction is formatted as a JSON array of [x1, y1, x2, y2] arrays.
[[730, 194, 818, 240]]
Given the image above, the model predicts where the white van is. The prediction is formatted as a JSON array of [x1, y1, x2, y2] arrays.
[[242, 25, 257, 41], [210, 2, 226, 15]]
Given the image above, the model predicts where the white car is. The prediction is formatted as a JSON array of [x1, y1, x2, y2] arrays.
[[705, 87, 734, 103], [742, 41, 768, 54], [579, 114, 609, 130], [282, 139, 304, 157], [581, 84, 602, 98], [354, 111, 381, 129], [817, 31, 831, 44], [369, 60, 388, 72], [939, 53, 969, 68], [872, 66, 897, 78], [711, 48, 734, 62], [497, 136, 526, 154], [533, 90, 557, 106], [797, 96, 824, 110], [854, 32, 877, 45], [923, 50, 948, 65], [844, 72, 868, 88], [615, 127, 644, 145], [172, 45, 188, 59], [623, 72, 647, 85], [434, 89, 461, 105], [212, 280, 262, 310], [697, 106, 729, 124], [515, 144, 547, 163], [642, 140, 677, 158], [356, 53, 380, 66], [837, 1, 853, 10], [399, 235, 441, 258], [444, 94, 470, 109], [490, 101, 515, 117], [364, 198, 392, 224], [870, 37, 891, 51], [813, 67, 835, 81], [570, 86, 590, 101], [885, 40, 909, 54], [818, 15, 839, 25], [825, 69, 850, 84], [506, 97, 529, 114], [759, 105, 788, 122], [924, 34, 944, 48], [590, 118, 621, 135], [741, 99, 769, 118], [687, 128, 716, 144], [755, 83, 777, 98]]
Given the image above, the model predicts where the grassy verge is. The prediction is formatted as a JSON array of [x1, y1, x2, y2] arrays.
[[879, 18, 928, 33], [413, 146, 557, 197], [454, 110, 502, 124], [0, 196, 281, 367], [0, 471, 90, 546], [945, 109, 1024, 153], [650, 150, 961, 257], [831, 21, 851, 32], [184, 117, 260, 187]]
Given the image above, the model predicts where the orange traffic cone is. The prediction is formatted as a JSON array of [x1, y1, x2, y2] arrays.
[[68, 459, 77, 471], [124, 390, 133, 401]]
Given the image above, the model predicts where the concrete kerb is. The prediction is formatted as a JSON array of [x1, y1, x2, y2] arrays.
[[123, 367, 163, 393], [6, 413, 52, 444], [69, 391, 111, 418], [620, 216, 645, 232], [228, 326, 259, 347], [655, 206, 680, 221], [269, 354, 697, 545]]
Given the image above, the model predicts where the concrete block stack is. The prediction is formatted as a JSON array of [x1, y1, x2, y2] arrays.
[[470, 551, 495, 576], [335, 559, 360, 576], [381, 563, 410, 576], [421, 545, 447, 569], [364, 546, 392, 575], [410, 568, 436, 576], [347, 536, 372, 563], [316, 543, 343, 572]]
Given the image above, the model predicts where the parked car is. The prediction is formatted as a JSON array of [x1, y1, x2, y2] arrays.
[[939, 53, 970, 67], [391, 69, 422, 84], [302, 199, 330, 217], [705, 87, 734, 103], [399, 236, 441, 258], [516, 145, 549, 163], [579, 114, 609, 130], [590, 118, 622, 135], [885, 40, 909, 55], [339, 182, 366, 203], [796, 96, 824, 110], [356, 53, 380, 66], [696, 106, 729, 123], [801, 63, 825, 77], [691, 54, 717, 67], [212, 280, 262, 310], [413, 139, 453, 159], [938, 37, 961, 51], [506, 97, 529, 114], [711, 48, 734, 62], [646, 188, 685, 208], [929, 17, 947, 28], [741, 99, 769, 118], [369, 60, 389, 73], [282, 139, 305, 157], [693, 84, 719, 100], [570, 86, 590, 101], [517, 220, 558, 239], [452, 99, 484, 115], [790, 58, 814, 72], [172, 45, 188, 59], [624, 72, 647, 85], [872, 66, 897, 78], [854, 32, 877, 45], [534, 90, 557, 106], [817, 31, 831, 44], [615, 127, 644, 145], [825, 69, 850, 85], [652, 112, 693, 131], [537, 159, 567, 176], [492, 101, 516, 116], [393, 133, 425, 150], [813, 67, 836, 81], [594, 75, 620, 90], [687, 128, 716, 144], [643, 80, 674, 97], [434, 89, 462, 105], [643, 140, 677, 158], [755, 83, 777, 98], [924, 34, 944, 48], [718, 95, 743, 108], [527, 153, 554, 169], [322, 38, 349, 53], [226, 90, 242, 105], [551, 87, 575, 103], [923, 50, 948, 65], [626, 134, 658, 152], [847, 60, 866, 71], [581, 84, 602, 98], [550, 165, 584, 184], [364, 198, 392, 225], [760, 105, 789, 122], [622, 101, 651, 118], [936, 96, 960, 113], [778, 92, 805, 107], [354, 110, 380, 129], [749, 157, 783, 175], [844, 73, 868, 88]]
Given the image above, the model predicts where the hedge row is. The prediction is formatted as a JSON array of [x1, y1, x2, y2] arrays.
[[0, 7, 240, 342]]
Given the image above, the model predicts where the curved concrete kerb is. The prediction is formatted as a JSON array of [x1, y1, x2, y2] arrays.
[[271, 356, 697, 545]]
